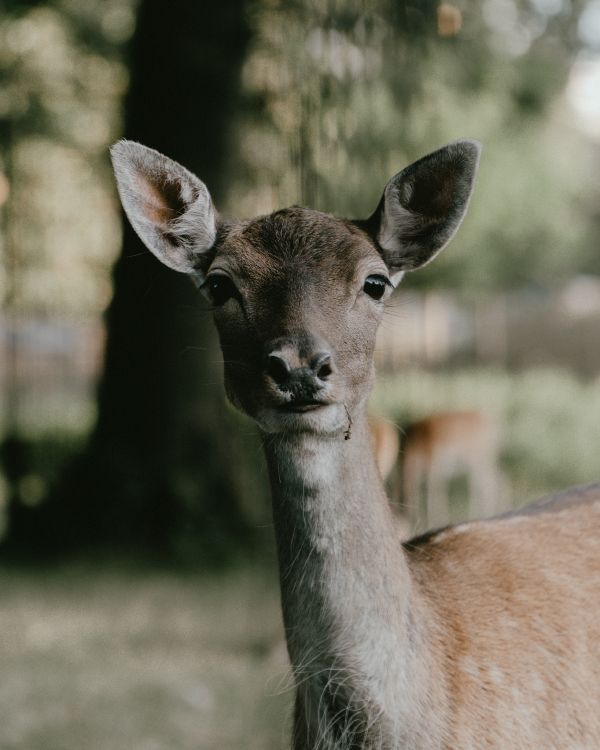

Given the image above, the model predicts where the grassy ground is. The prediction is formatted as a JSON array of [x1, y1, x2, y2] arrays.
[[0, 565, 291, 750]]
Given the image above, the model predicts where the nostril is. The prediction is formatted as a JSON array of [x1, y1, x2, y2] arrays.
[[311, 352, 333, 381], [266, 353, 291, 385]]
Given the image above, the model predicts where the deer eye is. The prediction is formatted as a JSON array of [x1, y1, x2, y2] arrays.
[[203, 274, 237, 307], [363, 275, 390, 301]]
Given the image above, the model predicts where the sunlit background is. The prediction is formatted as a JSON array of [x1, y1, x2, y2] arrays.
[[0, 0, 599, 747]]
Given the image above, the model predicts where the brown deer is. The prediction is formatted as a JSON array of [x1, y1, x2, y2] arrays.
[[111, 139, 600, 749], [370, 411, 502, 534], [369, 416, 414, 541], [369, 417, 400, 484], [400, 410, 502, 530]]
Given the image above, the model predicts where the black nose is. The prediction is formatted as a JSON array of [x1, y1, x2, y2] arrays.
[[266, 353, 291, 385], [264, 338, 334, 393], [310, 352, 333, 380]]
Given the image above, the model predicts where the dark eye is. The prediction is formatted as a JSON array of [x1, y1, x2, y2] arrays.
[[204, 274, 237, 306], [363, 275, 390, 301]]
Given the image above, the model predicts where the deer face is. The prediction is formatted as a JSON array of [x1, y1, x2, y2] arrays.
[[111, 140, 480, 436], [203, 208, 391, 434]]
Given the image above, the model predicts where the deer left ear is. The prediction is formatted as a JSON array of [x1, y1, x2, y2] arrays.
[[359, 140, 481, 283], [110, 140, 217, 285]]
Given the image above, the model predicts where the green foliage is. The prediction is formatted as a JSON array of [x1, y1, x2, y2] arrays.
[[229, 0, 597, 291], [412, 93, 593, 290], [1, 0, 596, 308], [0, 0, 596, 311], [0, 0, 136, 313]]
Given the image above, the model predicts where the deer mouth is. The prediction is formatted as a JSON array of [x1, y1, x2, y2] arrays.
[[278, 399, 328, 414], [258, 400, 346, 435]]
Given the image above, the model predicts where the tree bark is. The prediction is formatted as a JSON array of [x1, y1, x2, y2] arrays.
[[91, 0, 254, 556], [6, 0, 257, 561]]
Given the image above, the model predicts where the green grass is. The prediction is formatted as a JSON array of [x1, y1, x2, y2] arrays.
[[370, 366, 600, 507], [0, 566, 291, 750]]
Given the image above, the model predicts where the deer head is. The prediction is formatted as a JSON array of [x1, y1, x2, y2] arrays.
[[111, 140, 480, 437]]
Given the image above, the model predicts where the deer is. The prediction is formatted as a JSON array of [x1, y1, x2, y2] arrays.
[[369, 411, 502, 534], [400, 410, 502, 530], [111, 138, 600, 749], [369, 416, 400, 485]]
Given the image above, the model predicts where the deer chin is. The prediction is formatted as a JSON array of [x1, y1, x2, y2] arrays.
[[256, 402, 347, 436]]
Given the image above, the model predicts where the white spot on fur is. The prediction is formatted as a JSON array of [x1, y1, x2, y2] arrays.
[[299, 444, 338, 486], [461, 657, 481, 679], [489, 666, 505, 686]]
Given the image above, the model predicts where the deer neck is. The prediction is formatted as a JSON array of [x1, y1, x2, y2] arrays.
[[263, 407, 436, 742]]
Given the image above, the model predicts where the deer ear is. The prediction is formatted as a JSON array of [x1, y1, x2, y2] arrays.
[[110, 140, 217, 284], [361, 140, 481, 283]]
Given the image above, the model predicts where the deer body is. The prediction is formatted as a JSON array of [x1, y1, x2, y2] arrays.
[[411, 484, 600, 749], [269, 412, 600, 748], [111, 138, 600, 748]]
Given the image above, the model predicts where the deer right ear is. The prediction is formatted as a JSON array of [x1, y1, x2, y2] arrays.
[[360, 140, 481, 284], [110, 140, 217, 284]]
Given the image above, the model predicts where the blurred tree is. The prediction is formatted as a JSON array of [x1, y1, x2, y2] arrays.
[[228, 0, 595, 292], [84, 0, 256, 558], [5, 0, 256, 560], [229, 0, 440, 218], [0, 0, 137, 553]]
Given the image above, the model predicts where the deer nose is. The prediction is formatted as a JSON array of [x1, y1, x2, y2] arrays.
[[266, 353, 291, 385], [264, 339, 334, 391], [311, 352, 333, 380]]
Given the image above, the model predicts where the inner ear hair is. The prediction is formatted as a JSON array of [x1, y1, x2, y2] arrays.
[[140, 172, 196, 227], [357, 139, 481, 275]]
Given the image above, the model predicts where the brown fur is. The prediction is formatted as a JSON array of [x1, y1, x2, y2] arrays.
[[406, 490, 600, 747]]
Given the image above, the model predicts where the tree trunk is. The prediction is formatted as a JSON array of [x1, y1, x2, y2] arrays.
[[6, 0, 258, 561], [92, 0, 255, 557]]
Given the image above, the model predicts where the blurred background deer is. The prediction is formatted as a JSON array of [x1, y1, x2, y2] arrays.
[[371, 411, 505, 533]]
